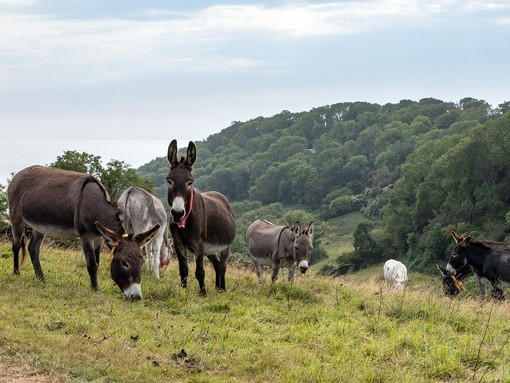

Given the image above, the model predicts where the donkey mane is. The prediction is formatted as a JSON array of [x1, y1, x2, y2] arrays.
[[468, 240, 497, 250], [81, 174, 110, 202]]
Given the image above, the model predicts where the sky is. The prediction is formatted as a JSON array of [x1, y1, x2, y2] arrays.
[[1, 0, 509, 183]]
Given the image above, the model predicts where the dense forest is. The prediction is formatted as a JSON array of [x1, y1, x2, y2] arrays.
[[2, 97, 509, 274], [137, 97, 510, 272]]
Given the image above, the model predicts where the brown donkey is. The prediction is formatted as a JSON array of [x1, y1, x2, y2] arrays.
[[7, 165, 159, 299], [166, 140, 236, 295]]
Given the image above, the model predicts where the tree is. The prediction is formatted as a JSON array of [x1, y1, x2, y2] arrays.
[[100, 160, 154, 201], [352, 222, 382, 266], [497, 101, 510, 114], [51, 151, 103, 178], [51, 151, 153, 201]]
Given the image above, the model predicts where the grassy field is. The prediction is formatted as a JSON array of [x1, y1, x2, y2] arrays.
[[2, 239, 510, 383], [318, 212, 360, 259]]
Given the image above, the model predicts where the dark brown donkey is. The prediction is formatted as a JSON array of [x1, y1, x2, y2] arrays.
[[7, 165, 160, 300], [166, 140, 236, 295]]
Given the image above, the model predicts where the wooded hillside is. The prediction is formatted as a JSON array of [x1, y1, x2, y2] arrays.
[[138, 97, 510, 272]]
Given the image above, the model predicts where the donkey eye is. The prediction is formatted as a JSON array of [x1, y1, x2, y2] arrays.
[[187, 180, 194, 187], [167, 179, 174, 187], [121, 261, 130, 270]]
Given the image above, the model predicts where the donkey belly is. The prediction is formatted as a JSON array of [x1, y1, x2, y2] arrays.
[[26, 219, 79, 239], [251, 255, 274, 267], [203, 242, 230, 255]]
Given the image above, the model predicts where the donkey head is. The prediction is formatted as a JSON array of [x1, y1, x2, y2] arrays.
[[436, 262, 464, 296], [166, 140, 196, 228], [436, 230, 470, 296], [447, 230, 471, 276], [292, 221, 314, 274], [95, 221, 160, 300]]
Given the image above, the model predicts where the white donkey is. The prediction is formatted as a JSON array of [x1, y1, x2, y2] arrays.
[[383, 259, 408, 290], [117, 186, 170, 278]]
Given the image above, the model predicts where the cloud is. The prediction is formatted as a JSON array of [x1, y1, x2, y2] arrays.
[[0, 0, 34, 5], [0, 0, 508, 88]]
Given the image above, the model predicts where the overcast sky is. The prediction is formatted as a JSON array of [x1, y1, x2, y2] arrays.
[[1, 0, 509, 182]]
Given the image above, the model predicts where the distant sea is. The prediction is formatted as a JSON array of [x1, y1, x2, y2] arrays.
[[0, 138, 170, 186]]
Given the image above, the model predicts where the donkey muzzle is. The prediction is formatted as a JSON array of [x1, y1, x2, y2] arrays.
[[299, 260, 309, 274]]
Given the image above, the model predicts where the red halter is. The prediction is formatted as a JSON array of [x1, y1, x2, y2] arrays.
[[176, 187, 194, 229]]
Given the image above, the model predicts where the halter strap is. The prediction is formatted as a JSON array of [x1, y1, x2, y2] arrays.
[[108, 246, 116, 268], [451, 275, 466, 292], [107, 234, 128, 267], [177, 187, 194, 229]]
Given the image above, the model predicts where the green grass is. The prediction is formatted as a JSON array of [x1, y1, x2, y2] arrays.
[[319, 212, 364, 258], [2, 240, 510, 382]]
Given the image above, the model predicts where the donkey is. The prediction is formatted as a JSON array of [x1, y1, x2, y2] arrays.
[[117, 186, 171, 278], [437, 230, 510, 297], [383, 259, 407, 290], [246, 219, 314, 284], [166, 140, 236, 295], [7, 165, 159, 300]]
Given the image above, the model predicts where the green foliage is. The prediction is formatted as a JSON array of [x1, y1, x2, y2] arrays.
[[0, 184, 8, 234], [100, 159, 154, 200], [134, 98, 509, 272], [51, 151, 154, 200], [51, 150, 103, 178], [383, 109, 510, 267], [328, 194, 363, 216]]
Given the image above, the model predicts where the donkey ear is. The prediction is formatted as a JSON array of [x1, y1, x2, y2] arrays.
[[292, 221, 301, 235], [459, 236, 471, 247], [306, 221, 314, 239], [185, 141, 197, 167], [134, 224, 160, 248], [451, 230, 462, 244], [167, 140, 179, 168], [435, 262, 448, 276], [95, 221, 120, 248]]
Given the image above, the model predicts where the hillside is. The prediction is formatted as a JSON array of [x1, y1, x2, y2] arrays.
[[138, 98, 510, 272], [2, 240, 510, 382]]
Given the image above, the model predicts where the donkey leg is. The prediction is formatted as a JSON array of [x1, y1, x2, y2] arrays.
[[27, 230, 45, 281], [175, 247, 189, 288], [208, 249, 229, 291], [491, 281, 505, 300], [11, 226, 24, 275], [288, 265, 296, 282], [81, 237, 99, 291], [271, 263, 280, 284], [218, 248, 230, 291], [256, 265, 264, 284], [477, 277, 487, 300], [195, 254, 206, 296], [206, 254, 222, 290], [249, 255, 264, 284], [152, 239, 163, 278]]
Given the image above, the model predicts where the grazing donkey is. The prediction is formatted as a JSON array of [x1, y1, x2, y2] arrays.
[[246, 219, 314, 284], [117, 186, 170, 278], [383, 259, 408, 290], [166, 140, 236, 295], [446, 230, 510, 300], [7, 165, 159, 300]]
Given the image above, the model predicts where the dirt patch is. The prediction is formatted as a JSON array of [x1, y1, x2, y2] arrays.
[[0, 358, 61, 383]]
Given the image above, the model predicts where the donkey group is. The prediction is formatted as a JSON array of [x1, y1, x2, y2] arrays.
[[6, 140, 315, 299]]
